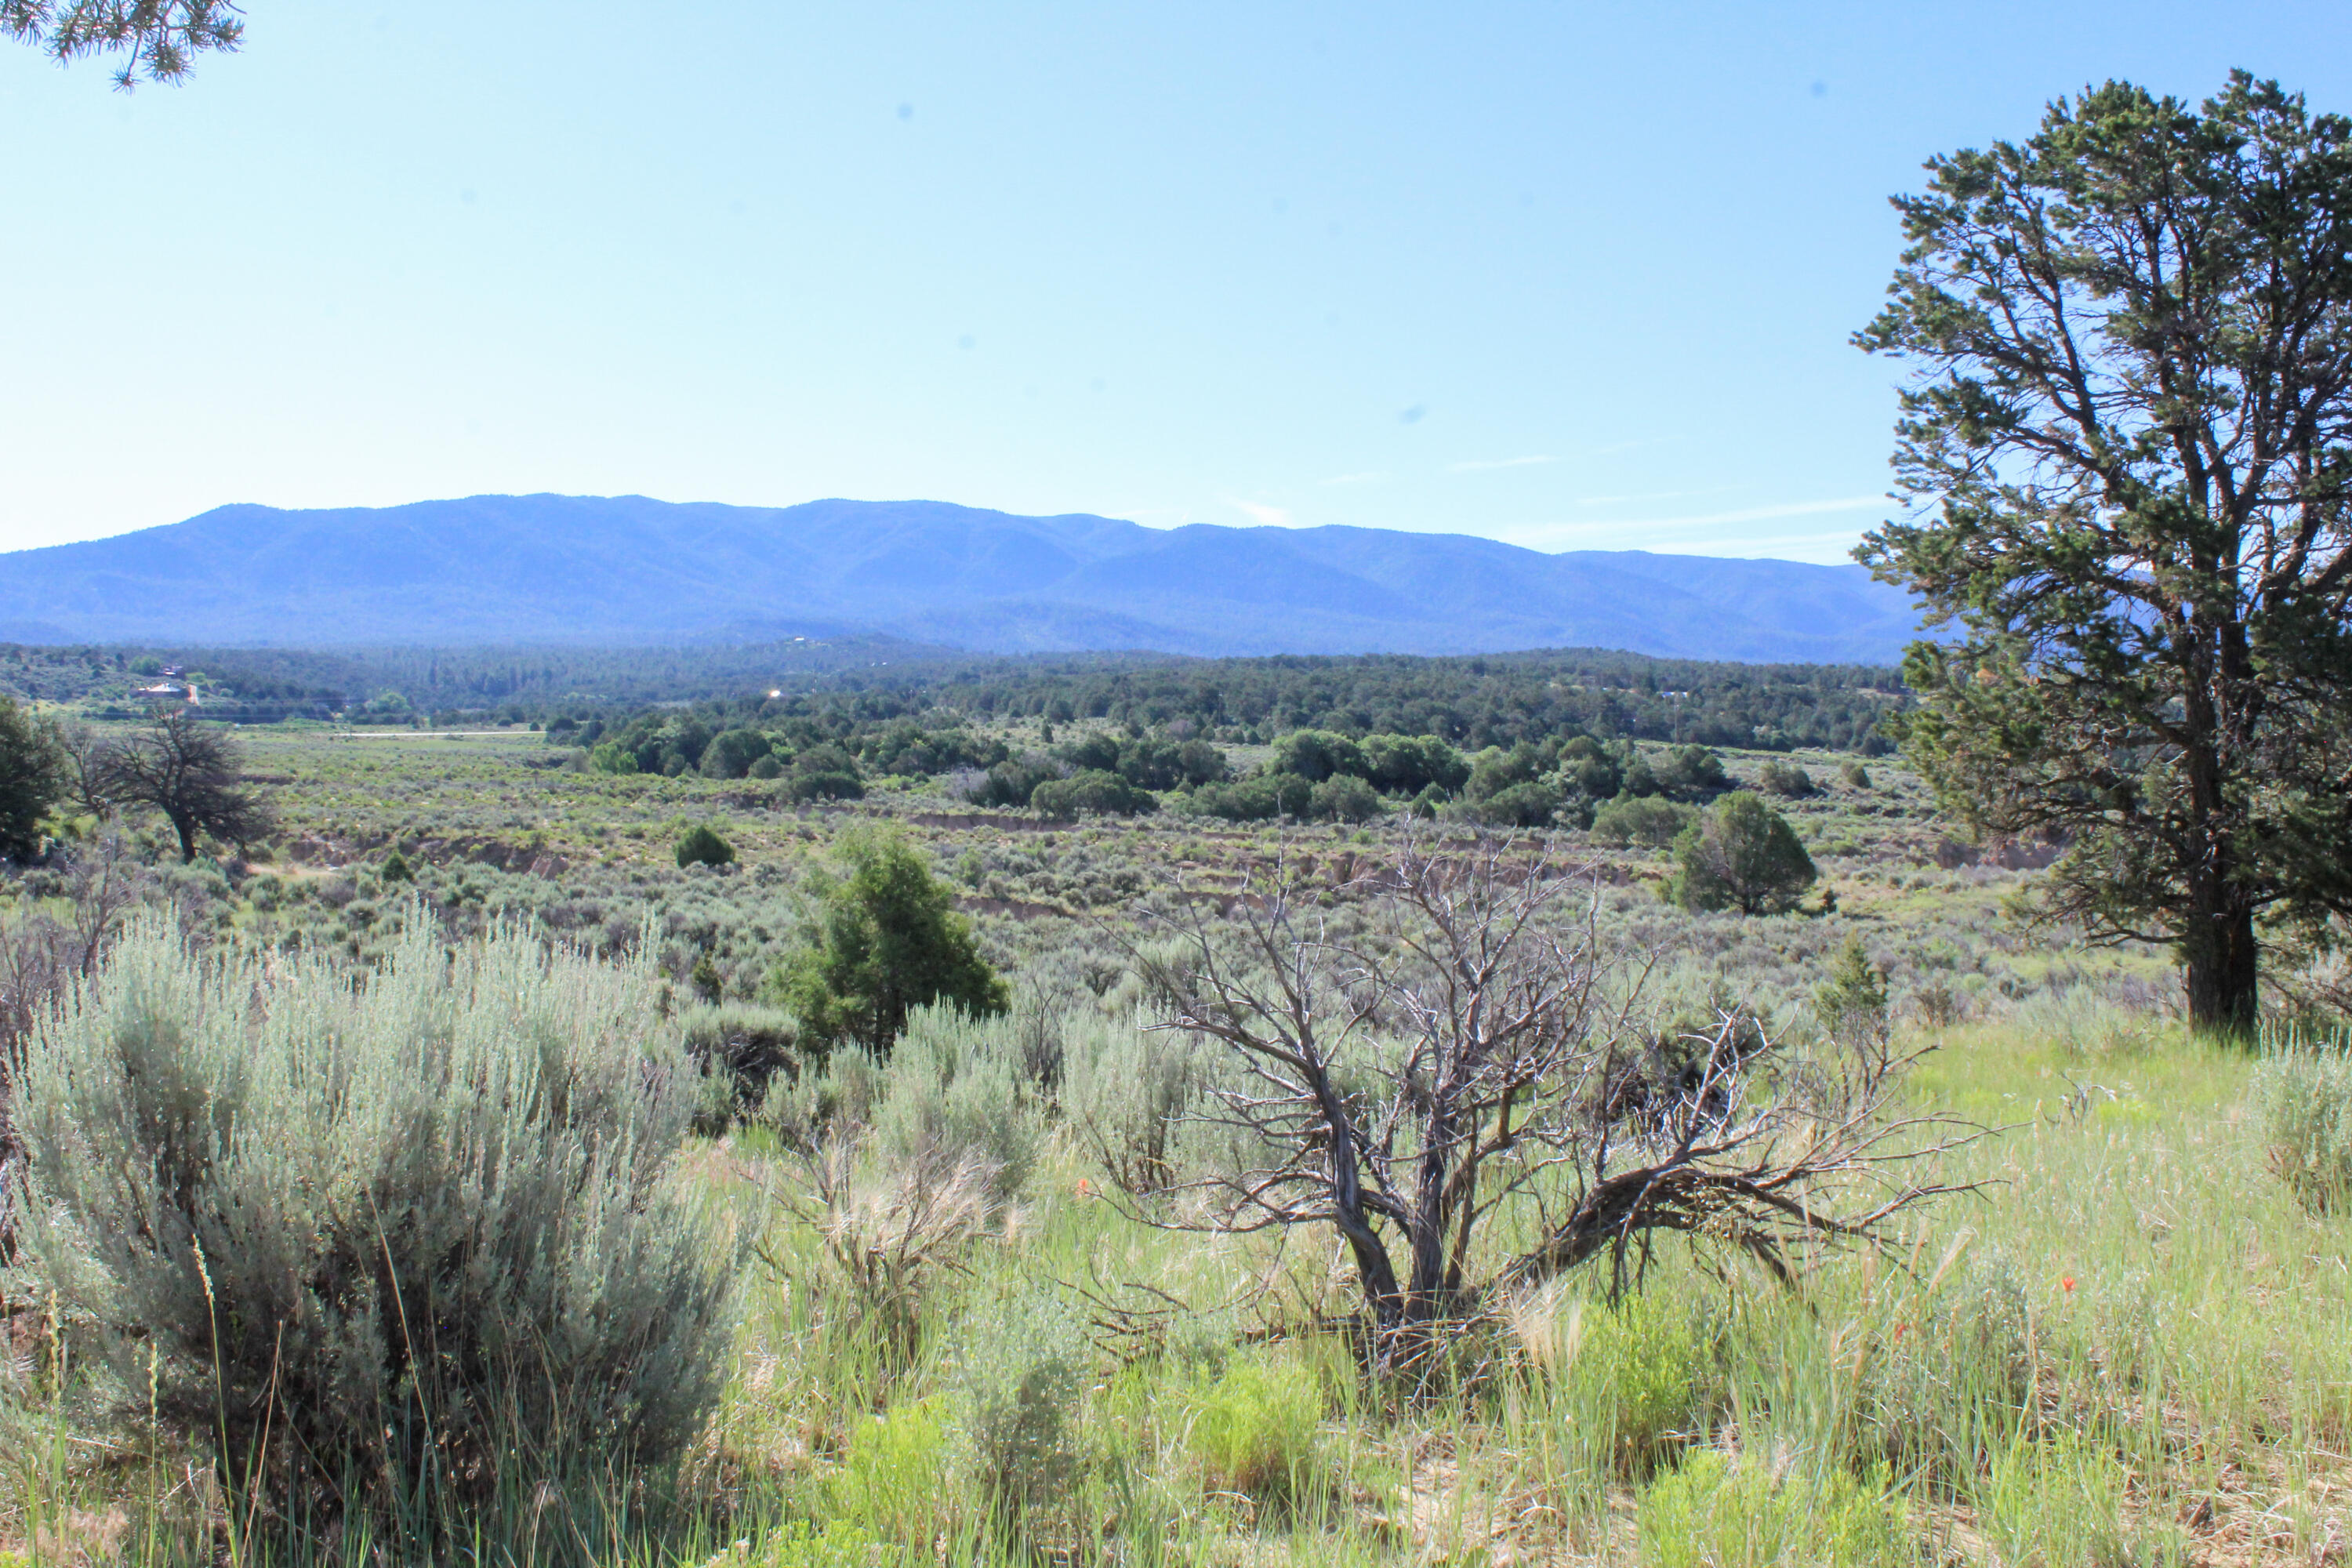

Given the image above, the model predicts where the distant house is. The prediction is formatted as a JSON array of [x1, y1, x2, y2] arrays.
[[137, 681, 199, 705]]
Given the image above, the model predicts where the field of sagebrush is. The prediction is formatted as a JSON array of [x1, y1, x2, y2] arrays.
[[1, 720, 2337, 1567]]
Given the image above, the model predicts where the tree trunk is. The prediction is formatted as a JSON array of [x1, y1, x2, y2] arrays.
[[1311, 1076, 1400, 1331], [2182, 897, 2259, 1035], [1401, 1098, 1457, 1319], [169, 810, 198, 862]]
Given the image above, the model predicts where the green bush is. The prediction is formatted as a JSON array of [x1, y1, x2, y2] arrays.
[[773, 826, 1010, 1055], [822, 1399, 950, 1548], [1179, 773, 1305, 821], [12, 913, 740, 1519], [1361, 732, 1469, 795], [2255, 1033, 2352, 1210], [1671, 791, 1817, 914], [1659, 743, 1730, 797], [1755, 758, 1817, 797], [588, 739, 641, 775], [1307, 773, 1381, 823], [1266, 728, 1367, 783], [787, 769, 866, 803], [1464, 741, 1546, 804], [1813, 934, 1890, 1045], [1184, 1350, 1330, 1508], [1565, 1293, 1723, 1476], [1176, 737, 1230, 785], [1589, 793, 1692, 848], [677, 821, 736, 867], [972, 757, 1059, 808], [699, 726, 774, 779], [786, 742, 866, 802], [1029, 768, 1155, 818], [1638, 1451, 1904, 1568], [1468, 778, 1562, 828], [953, 1290, 1089, 1521]]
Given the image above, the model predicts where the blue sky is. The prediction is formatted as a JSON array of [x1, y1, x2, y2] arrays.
[[5, 2, 2347, 562]]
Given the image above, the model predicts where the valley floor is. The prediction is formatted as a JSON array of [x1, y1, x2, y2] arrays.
[[4, 722, 2336, 1566]]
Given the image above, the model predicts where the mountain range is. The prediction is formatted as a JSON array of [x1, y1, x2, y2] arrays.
[[0, 494, 1919, 663]]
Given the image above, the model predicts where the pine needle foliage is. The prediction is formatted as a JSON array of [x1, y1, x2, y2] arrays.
[[1671, 790, 1818, 915], [2, 0, 241, 89], [9, 909, 742, 1525], [774, 826, 1008, 1057]]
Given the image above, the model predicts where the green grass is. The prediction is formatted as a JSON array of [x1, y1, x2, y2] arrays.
[[8, 1014, 2339, 1564]]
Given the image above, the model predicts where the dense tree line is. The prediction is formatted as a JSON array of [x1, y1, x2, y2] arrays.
[[905, 650, 1901, 753], [1, 642, 1904, 754]]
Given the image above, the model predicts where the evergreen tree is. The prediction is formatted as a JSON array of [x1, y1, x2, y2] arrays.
[[675, 823, 735, 869], [1671, 791, 1817, 915], [0, 695, 65, 862], [774, 827, 1009, 1055], [1859, 74, 2352, 1029]]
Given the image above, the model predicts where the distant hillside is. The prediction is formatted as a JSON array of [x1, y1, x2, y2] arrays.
[[0, 494, 1918, 661]]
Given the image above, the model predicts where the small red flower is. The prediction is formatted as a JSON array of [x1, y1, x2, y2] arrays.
[[2061, 1275, 2076, 1294], [1075, 1178, 1093, 1198], [1893, 1322, 1908, 1341]]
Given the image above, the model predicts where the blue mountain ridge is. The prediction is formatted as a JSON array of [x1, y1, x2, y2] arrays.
[[0, 494, 1919, 662]]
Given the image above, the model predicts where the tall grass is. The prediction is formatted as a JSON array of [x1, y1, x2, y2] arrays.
[[2, 982, 2346, 1563]]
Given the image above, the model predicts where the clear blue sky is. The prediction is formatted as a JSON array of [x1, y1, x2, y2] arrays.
[[5, 2, 2347, 562]]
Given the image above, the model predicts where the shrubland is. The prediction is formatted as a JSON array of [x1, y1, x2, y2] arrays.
[[0, 698, 2335, 1566]]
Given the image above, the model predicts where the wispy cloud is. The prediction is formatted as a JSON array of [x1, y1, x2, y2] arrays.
[[1319, 470, 1390, 487], [1447, 455, 1556, 474], [1231, 499, 1293, 527], [1494, 495, 1889, 554], [1506, 494, 1885, 544], [1628, 495, 1886, 528], [1650, 529, 1877, 564]]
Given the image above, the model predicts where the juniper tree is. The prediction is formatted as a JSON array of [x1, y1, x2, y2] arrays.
[[100, 708, 272, 862], [1671, 791, 1817, 915], [0, 695, 66, 862], [774, 826, 1008, 1055], [1858, 74, 2352, 1029]]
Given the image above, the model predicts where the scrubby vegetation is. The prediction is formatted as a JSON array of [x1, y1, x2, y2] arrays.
[[13, 916, 742, 1546], [0, 657, 2342, 1565]]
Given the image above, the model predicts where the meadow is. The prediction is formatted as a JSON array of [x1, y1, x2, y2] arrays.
[[1, 717, 2339, 1567]]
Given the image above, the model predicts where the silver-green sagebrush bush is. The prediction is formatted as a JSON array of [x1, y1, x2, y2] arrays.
[[873, 1002, 1048, 1196], [1058, 1008, 1207, 1196], [2255, 1031, 2352, 1210], [951, 1289, 1089, 1522], [10, 910, 743, 1516]]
